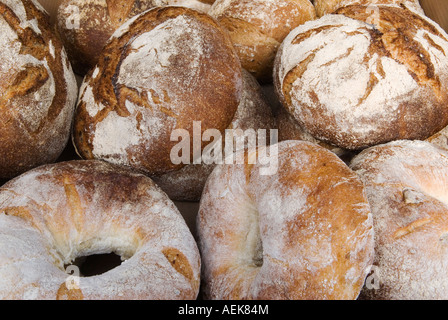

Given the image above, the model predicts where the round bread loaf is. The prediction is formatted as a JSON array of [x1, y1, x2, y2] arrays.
[[274, 5, 448, 150], [313, 0, 424, 17], [0, 0, 78, 180], [276, 104, 349, 158], [153, 69, 276, 201], [209, 0, 316, 83], [57, 0, 157, 75], [0, 160, 201, 300], [72, 6, 242, 176], [350, 140, 448, 299], [197, 140, 374, 299]]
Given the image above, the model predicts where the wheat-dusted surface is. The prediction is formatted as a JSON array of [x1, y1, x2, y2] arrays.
[[209, 0, 316, 82], [274, 6, 448, 150], [0, 0, 78, 180], [197, 140, 374, 300], [313, 0, 423, 17], [0, 160, 200, 300], [57, 0, 158, 75], [350, 140, 448, 299], [73, 6, 242, 176], [153, 69, 276, 202]]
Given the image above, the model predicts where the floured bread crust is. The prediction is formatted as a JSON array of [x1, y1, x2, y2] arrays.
[[350, 140, 448, 299], [0, 0, 78, 180], [209, 0, 316, 82], [197, 140, 374, 299], [313, 0, 424, 17], [72, 6, 242, 176], [274, 5, 448, 150], [0, 160, 200, 300]]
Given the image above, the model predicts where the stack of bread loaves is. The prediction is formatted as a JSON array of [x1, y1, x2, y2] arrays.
[[0, 0, 448, 301]]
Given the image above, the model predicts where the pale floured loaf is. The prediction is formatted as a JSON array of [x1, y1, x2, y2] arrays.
[[274, 5, 448, 150], [209, 0, 316, 82], [351, 140, 448, 299], [197, 140, 374, 299], [0, 160, 201, 300]]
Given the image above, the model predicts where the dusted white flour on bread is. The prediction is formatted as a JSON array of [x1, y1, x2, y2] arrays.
[[198, 140, 374, 299], [274, 9, 448, 150], [350, 140, 448, 299], [0, 160, 201, 300], [74, 7, 242, 175]]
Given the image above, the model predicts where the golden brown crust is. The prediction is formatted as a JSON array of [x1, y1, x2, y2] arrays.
[[72, 6, 242, 176], [350, 140, 448, 299], [57, 0, 157, 75], [313, 0, 423, 17], [153, 69, 276, 201], [0, 0, 77, 179], [197, 140, 374, 299], [209, 0, 316, 83]]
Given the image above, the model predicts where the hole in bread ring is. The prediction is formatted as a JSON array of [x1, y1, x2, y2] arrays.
[[197, 140, 374, 300]]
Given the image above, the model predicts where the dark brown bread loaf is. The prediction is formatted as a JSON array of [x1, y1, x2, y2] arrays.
[[0, 0, 78, 180], [73, 6, 242, 176]]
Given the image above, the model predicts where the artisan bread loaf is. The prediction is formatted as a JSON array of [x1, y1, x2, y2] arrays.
[[57, 0, 156, 75], [73, 6, 242, 176], [209, 0, 316, 82], [274, 5, 448, 150], [351, 140, 448, 299], [313, 0, 424, 17], [0, 0, 78, 179]]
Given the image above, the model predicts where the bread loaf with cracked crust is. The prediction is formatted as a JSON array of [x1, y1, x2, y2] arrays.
[[209, 0, 316, 83], [274, 5, 448, 151], [0, 0, 78, 180], [72, 6, 242, 176]]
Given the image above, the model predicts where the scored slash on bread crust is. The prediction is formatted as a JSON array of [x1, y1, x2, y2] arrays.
[[274, 5, 448, 150], [0, 0, 78, 180], [72, 6, 243, 176]]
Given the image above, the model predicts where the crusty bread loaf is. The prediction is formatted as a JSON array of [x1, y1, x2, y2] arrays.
[[0, 160, 200, 300], [0, 0, 78, 180], [148, 0, 213, 12], [73, 6, 242, 176], [313, 0, 424, 17], [209, 0, 316, 83], [153, 69, 276, 201], [57, 0, 157, 75], [197, 140, 374, 299], [274, 5, 448, 150], [350, 140, 448, 299]]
